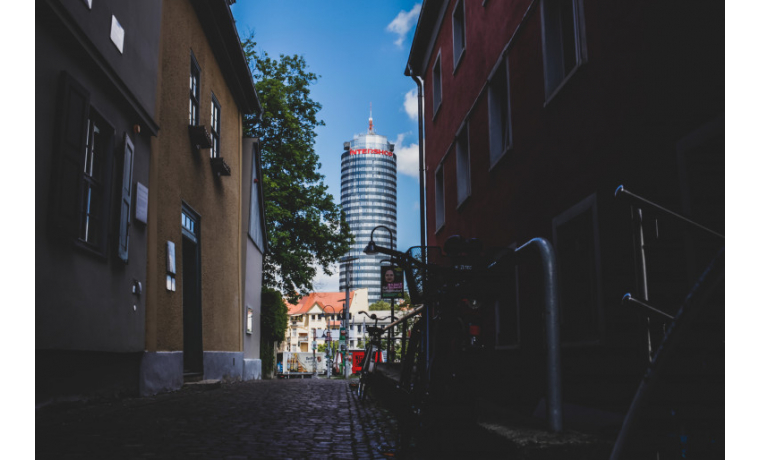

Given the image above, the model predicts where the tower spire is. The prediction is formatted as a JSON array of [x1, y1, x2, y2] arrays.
[[368, 102, 374, 134]]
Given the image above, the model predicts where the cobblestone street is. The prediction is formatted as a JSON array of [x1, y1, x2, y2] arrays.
[[37, 379, 402, 459]]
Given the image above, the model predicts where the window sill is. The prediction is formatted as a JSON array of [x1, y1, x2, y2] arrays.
[[452, 48, 466, 75], [456, 193, 470, 211], [188, 125, 213, 150], [432, 100, 442, 122], [210, 157, 231, 176], [74, 238, 108, 262], [543, 61, 584, 108], [489, 144, 513, 172]]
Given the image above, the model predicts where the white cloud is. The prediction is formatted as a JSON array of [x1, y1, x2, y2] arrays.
[[403, 89, 418, 120], [387, 4, 422, 48], [311, 263, 340, 292], [393, 133, 419, 179]]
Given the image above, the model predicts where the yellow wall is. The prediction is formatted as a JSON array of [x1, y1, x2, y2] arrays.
[[146, 0, 243, 353]]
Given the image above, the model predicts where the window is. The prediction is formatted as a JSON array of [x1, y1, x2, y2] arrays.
[[247, 307, 254, 335], [435, 163, 445, 231], [210, 93, 220, 158], [452, 0, 466, 70], [488, 58, 513, 167], [540, 0, 586, 101], [50, 73, 116, 258], [248, 141, 265, 251], [455, 124, 470, 206], [552, 194, 602, 343], [432, 52, 442, 116], [189, 53, 200, 126], [80, 116, 105, 246]]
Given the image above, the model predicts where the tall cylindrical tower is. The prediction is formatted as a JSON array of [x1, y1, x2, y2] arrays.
[[339, 114, 397, 305]]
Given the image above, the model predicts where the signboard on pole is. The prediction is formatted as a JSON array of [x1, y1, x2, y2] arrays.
[[380, 266, 404, 299]]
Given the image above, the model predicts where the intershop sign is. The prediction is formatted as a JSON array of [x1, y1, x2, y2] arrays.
[[349, 148, 393, 157]]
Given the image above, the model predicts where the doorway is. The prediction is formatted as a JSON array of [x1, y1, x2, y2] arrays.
[[182, 205, 203, 377]]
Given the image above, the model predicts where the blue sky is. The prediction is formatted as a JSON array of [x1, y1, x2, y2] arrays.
[[230, 1, 423, 291]]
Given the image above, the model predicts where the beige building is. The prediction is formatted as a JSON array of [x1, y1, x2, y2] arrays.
[[141, 0, 263, 394], [283, 289, 370, 352]]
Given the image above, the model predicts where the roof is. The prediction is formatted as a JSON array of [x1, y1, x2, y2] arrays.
[[405, 0, 447, 77], [190, 0, 262, 115], [286, 291, 355, 316]]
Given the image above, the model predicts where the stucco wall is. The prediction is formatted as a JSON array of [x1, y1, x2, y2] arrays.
[[146, 0, 243, 354], [36, 0, 160, 353]]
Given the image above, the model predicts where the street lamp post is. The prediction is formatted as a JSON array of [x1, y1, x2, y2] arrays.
[[323, 304, 336, 378], [366, 225, 396, 362], [340, 255, 359, 378]]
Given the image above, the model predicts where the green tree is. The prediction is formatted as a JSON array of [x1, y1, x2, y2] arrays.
[[241, 33, 353, 301], [260, 287, 288, 377], [369, 300, 390, 311]]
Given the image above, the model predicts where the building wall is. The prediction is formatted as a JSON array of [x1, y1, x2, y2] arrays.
[[241, 138, 264, 361], [36, 0, 162, 403], [146, 0, 244, 356], [410, 0, 724, 411]]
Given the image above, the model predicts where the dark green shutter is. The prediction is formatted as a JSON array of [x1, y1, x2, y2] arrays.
[[50, 72, 90, 238], [118, 134, 135, 262]]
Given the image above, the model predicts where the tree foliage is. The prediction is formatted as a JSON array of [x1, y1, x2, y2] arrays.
[[368, 300, 391, 311], [260, 287, 288, 377], [242, 33, 353, 301]]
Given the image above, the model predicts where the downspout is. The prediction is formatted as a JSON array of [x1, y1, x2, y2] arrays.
[[408, 65, 426, 250], [408, 64, 430, 378]]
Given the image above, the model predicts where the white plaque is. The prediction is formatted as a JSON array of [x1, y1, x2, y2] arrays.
[[135, 182, 148, 224], [110, 16, 124, 54], [166, 241, 176, 275]]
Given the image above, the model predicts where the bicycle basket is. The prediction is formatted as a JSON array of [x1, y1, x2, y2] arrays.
[[403, 246, 443, 304]]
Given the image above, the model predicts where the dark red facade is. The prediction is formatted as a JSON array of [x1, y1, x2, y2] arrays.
[[406, 0, 724, 433]]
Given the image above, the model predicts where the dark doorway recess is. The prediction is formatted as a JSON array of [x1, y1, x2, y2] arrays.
[[182, 204, 203, 378]]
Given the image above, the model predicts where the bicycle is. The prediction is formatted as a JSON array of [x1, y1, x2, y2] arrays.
[[366, 235, 498, 427], [356, 312, 391, 401]]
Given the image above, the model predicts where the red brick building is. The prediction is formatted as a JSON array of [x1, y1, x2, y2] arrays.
[[406, 0, 723, 431]]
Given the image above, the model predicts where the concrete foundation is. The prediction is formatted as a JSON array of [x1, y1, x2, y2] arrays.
[[243, 359, 262, 381], [139, 351, 183, 396], [203, 351, 244, 382]]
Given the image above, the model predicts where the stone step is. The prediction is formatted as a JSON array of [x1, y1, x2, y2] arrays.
[[183, 379, 221, 391]]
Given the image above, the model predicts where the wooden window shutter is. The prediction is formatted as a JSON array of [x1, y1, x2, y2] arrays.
[[118, 134, 135, 262], [50, 72, 90, 238]]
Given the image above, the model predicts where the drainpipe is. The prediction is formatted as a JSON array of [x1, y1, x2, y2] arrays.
[[408, 65, 429, 375], [514, 238, 563, 432], [408, 68, 426, 250]]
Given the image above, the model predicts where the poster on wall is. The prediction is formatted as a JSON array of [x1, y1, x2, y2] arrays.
[[380, 266, 404, 299]]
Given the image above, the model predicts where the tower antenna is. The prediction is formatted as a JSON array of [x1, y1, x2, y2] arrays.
[[369, 102, 374, 133]]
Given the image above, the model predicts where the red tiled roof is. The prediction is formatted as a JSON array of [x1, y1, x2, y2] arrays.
[[286, 291, 355, 316]]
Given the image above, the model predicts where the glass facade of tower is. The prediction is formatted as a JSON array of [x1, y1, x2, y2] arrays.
[[339, 131, 397, 304]]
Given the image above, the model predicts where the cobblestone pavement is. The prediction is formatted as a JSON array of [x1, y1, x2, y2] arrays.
[[36, 378, 403, 459]]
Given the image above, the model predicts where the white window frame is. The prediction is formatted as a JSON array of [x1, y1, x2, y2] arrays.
[[487, 56, 513, 169], [452, 0, 467, 72], [432, 51, 443, 118], [455, 123, 471, 207], [434, 162, 445, 232], [540, 0, 587, 104]]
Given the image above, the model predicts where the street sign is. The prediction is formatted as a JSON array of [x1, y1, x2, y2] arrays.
[[312, 341, 317, 350]]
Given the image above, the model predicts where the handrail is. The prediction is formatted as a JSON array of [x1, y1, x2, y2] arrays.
[[622, 293, 674, 320], [615, 185, 724, 239], [381, 305, 425, 333], [514, 238, 563, 433]]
